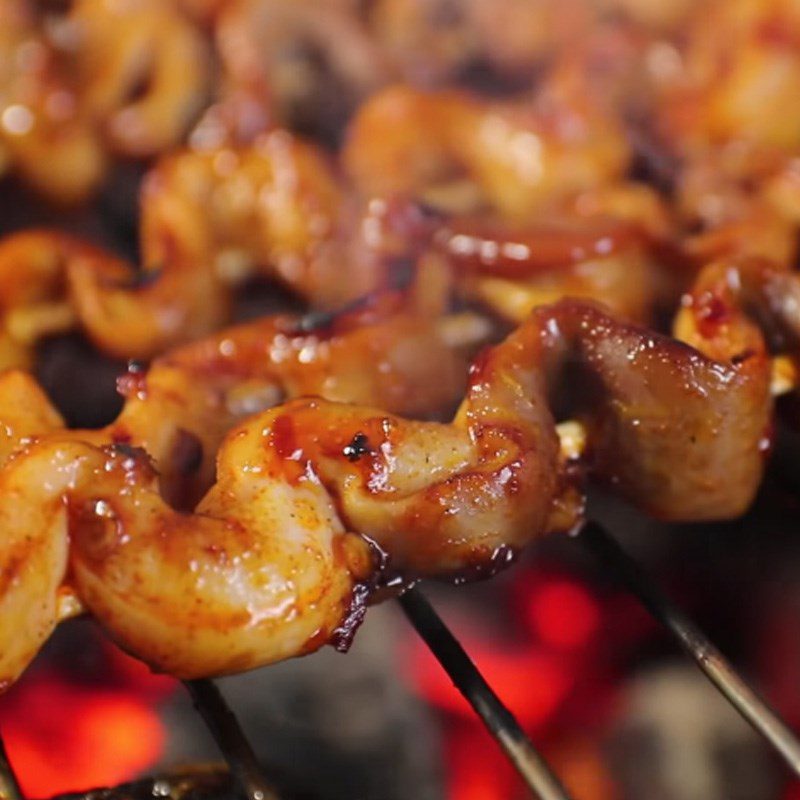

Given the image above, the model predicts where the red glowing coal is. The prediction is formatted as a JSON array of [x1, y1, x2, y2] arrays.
[[0, 640, 176, 797]]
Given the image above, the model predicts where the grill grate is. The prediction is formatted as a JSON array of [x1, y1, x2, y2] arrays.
[[1, 519, 799, 800], [399, 588, 573, 800], [184, 680, 280, 800], [579, 521, 800, 778]]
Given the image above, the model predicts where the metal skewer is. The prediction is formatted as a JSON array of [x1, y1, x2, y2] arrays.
[[184, 679, 280, 800], [0, 731, 23, 800], [579, 521, 800, 778], [399, 587, 574, 800]]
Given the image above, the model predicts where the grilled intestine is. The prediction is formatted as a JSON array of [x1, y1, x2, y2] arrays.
[[0, 105, 671, 363], [0, 128, 445, 362], [0, 0, 800, 694], [0, 0, 210, 203], [0, 276, 784, 686], [0, 280, 485, 687]]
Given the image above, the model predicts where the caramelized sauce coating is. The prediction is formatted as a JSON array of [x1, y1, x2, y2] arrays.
[[0, 0, 209, 202], [0, 132, 432, 361], [343, 76, 630, 219], [1, 0, 800, 694], [0, 0, 105, 202], [0, 228, 227, 362], [433, 214, 662, 323], [0, 296, 777, 685], [0, 285, 477, 506]]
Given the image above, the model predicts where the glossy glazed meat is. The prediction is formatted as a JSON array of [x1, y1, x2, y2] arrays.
[[0, 0, 209, 202], [0, 296, 776, 685]]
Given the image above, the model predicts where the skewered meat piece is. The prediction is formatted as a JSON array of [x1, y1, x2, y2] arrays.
[[0, 0, 210, 203], [139, 134, 420, 310], [660, 0, 800, 155], [0, 230, 81, 370], [0, 281, 486, 686], [0, 227, 228, 364], [63, 0, 211, 158], [0, 130, 439, 361], [215, 0, 391, 142], [432, 213, 666, 324], [343, 73, 630, 219], [0, 294, 772, 686], [0, 121, 666, 363], [553, 254, 800, 510], [367, 0, 592, 87], [340, 77, 684, 323], [0, 285, 482, 508], [675, 256, 800, 392], [0, 0, 105, 203]]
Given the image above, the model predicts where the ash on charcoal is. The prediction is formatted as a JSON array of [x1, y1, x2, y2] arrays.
[[608, 663, 780, 800]]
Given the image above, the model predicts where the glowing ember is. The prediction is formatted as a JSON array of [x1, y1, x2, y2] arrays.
[[446, 727, 515, 800], [444, 725, 620, 800], [526, 580, 601, 651], [407, 636, 573, 727], [0, 671, 166, 797], [401, 572, 623, 799]]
